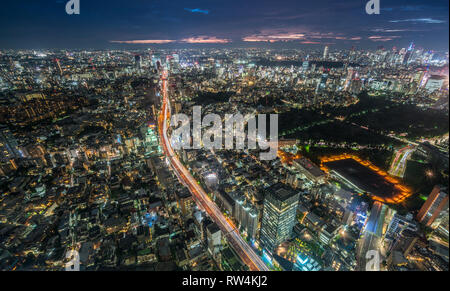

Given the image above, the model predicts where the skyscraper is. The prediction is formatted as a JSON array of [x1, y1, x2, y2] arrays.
[[233, 195, 260, 239], [344, 68, 355, 91], [323, 46, 329, 60], [260, 183, 300, 252], [385, 213, 417, 241], [402, 42, 415, 65], [433, 207, 449, 240], [247, 208, 259, 239], [207, 222, 222, 255], [316, 71, 329, 94], [302, 55, 309, 72], [417, 185, 449, 227], [134, 54, 141, 71]]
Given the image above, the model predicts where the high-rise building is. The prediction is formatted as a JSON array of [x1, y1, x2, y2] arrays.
[[241, 202, 251, 232], [151, 54, 160, 68], [315, 72, 329, 94], [344, 69, 355, 91], [302, 55, 309, 72], [134, 54, 141, 71], [234, 195, 245, 223], [207, 222, 222, 255], [417, 185, 449, 227], [233, 195, 260, 239], [55, 58, 63, 75], [402, 43, 414, 65], [323, 46, 329, 60], [432, 207, 449, 240], [385, 213, 417, 241], [247, 207, 259, 239], [260, 183, 299, 252], [176, 189, 194, 216]]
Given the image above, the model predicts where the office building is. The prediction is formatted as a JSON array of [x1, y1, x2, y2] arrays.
[[417, 185, 449, 227], [233, 195, 260, 239], [323, 46, 329, 60], [207, 222, 222, 255], [260, 183, 300, 251], [385, 213, 417, 241]]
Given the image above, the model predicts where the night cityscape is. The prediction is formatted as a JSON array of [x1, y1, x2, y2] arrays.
[[0, 0, 449, 276]]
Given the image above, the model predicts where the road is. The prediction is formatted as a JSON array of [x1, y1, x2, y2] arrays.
[[157, 71, 269, 271], [356, 232, 382, 271], [389, 146, 415, 178], [356, 201, 385, 271]]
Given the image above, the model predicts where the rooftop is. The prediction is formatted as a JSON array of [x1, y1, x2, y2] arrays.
[[294, 157, 326, 178], [323, 158, 408, 202]]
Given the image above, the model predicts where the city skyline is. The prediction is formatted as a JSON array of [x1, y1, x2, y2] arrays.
[[0, 0, 448, 275]]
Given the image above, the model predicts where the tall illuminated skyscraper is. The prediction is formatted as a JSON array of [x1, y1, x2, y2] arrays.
[[323, 46, 329, 60], [302, 55, 309, 72], [417, 185, 449, 227], [316, 70, 329, 94], [134, 54, 141, 71], [260, 183, 299, 252], [402, 42, 415, 65]]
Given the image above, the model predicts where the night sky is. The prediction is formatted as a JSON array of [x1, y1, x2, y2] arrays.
[[0, 0, 448, 50]]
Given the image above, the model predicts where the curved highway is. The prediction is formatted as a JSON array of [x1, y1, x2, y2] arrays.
[[157, 71, 269, 271]]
